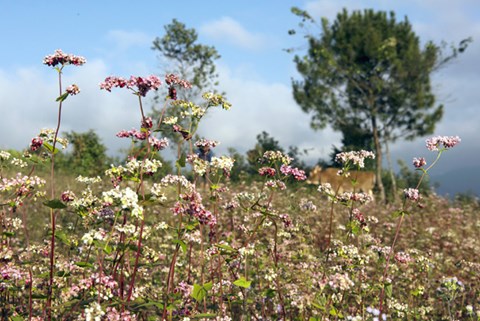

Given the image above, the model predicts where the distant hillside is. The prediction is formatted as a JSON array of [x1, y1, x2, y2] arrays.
[[432, 166, 480, 197]]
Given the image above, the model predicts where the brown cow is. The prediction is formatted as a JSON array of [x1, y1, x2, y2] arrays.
[[307, 166, 375, 196]]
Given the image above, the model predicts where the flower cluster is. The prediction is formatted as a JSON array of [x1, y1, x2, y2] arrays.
[[280, 164, 307, 181], [29, 128, 69, 152], [103, 187, 143, 219], [165, 73, 192, 99], [336, 192, 374, 205], [195, 138, 219, 150], [335, 150, 375, 168], [265, 179, 286, 190], [412, 157, 427, 168], [425, 135, 461, 151], [187, 154, 209, 176], [170, 100, 207, 119], [202, 92, 232, 110], [43, 49, 86, 67], [100, 75, 162, 97], [211, 156, 235, 176], [66, 84, 80, 96], [403, 188, 420, 202], [262, 151, 292, 165], [259, 167, 276, 177], [30, 137, 43, 151], [149, 136, 169, 151]]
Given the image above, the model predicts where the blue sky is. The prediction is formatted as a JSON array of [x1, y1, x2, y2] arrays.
[[1, 0, 479, 185]]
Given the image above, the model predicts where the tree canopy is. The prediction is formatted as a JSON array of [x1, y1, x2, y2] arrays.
[[290, 8, 468, 200]]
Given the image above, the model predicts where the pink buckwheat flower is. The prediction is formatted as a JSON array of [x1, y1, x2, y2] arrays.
[[404, 188, 420, 201], [100, 75, 161, 97], [259, 167, 276, 177], [30, 137, 43, 151], [128, 75, 162, 96], [141, 116, 153, 129], [66, 84, 80, 95], [412, 157, 427, 168], [425, 135, 461, 151], [149, 136, 169, 151], [43, 49, 86, 67], [99, 76, 128, 91]]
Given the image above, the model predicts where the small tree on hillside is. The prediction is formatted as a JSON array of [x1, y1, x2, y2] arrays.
[[59, 130, 110, 176], [151, 19, 223, 157]]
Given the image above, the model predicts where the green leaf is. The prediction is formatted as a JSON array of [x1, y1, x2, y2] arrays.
[[233, 277, 252, 289], [103, 244, 113, 255], [176, 152, 186, 169], [43, 199, 67, 209], [392, 210, 406, 218], [216, 243, 236, 253], [191, 314, 217, 319], [56, 92, 69, 102], [75, 262, 94, 269], [10, 316, 24, 321], [173, 239, 187, 253], [309, 318, 321, 321], [385, 283, 393, 298], [42, 142, 60, 154], [55, 230, 71, 245], [191, 282, 213, 302], [3, 231, 15, 237]]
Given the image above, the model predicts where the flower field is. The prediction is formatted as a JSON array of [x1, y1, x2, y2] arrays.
[[0, 50, 478, 321]]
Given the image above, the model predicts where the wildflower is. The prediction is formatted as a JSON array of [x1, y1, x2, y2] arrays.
[[61, 190, 76, 202], [280, 164, 307, 181], [100, 75, 162, 97], [211, 156, 235, 176], [335, 150, 375, 168], [425, 135, 461, 151], [0, 150, 11, 161], [43, 49, 86, 67], [265, 179, 286, 190], [259, 167, 276, 177], [187, 154, 209, 176], [149, 136, 169, 151], [327, 272, 354, 291], [163, 116, 178, 125], [30, 137, 43, 151], [403, 188, 420, 202], [318, 183, 334, 195], [10, 157, 28, 168], [263, 150, 292, 165], [66, 84, 80, 95], [195, 138, 219, 150], [165, 73, 192, 89], [141, 116, 153, 129], [76, 175, 102, 185], [202, 92, 232, 110], [412, 157, 427, 168], [395, 251, 413, 264], [299, 198, 317, 211]]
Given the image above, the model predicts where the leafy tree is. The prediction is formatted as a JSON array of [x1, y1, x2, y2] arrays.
[[58, 130, 110, 176], [289, 8, 470, 201], [152, 18, 221, 101], [227, 147, 249, 182], [151, 19, 223, 156]]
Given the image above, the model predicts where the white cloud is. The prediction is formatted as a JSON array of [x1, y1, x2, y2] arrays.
[[200, 17, 267, 51], [197, 64, 341, 165], [0, 60, 146, 156]]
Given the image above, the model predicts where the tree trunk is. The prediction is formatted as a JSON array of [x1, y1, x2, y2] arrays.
[[371, 115, 386, 201], [384, 138, 398, 203]]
